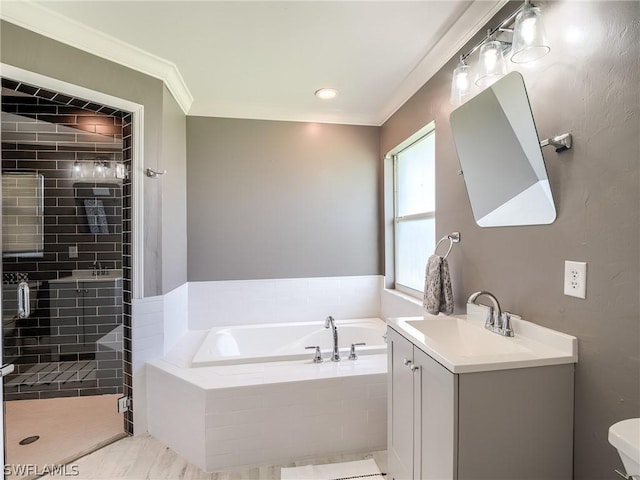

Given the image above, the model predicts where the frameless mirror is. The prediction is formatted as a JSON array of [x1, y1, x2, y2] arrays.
[[450, 71, 556, 227], [2, 172, 44, 257]]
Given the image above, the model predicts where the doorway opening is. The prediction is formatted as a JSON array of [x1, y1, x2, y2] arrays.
[[0, 76, 134, 475]]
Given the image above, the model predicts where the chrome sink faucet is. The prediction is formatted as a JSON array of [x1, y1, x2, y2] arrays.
[[324, 316, 341, 362], [467, 291, 514, 337], [92, 261, 102, 276]]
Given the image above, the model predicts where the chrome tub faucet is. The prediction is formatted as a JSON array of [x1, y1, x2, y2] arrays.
[[324, 315, 340, 361]]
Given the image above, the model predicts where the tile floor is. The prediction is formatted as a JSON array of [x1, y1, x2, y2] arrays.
[[44, 433, 387, 480]]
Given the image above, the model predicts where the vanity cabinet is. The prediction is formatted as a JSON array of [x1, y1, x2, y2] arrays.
[[387, 326, 574, 480], [49, 278, 122, 360]]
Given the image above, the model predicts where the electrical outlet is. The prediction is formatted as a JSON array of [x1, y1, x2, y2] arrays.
[[564, 261, 587, 299], [69, 245, 78, 259]]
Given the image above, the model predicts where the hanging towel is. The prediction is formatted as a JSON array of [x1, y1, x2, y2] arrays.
[[423, 254, 454, 315], [84, 199, 109, 234]]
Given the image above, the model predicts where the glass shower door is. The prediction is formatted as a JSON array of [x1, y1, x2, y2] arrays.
[[1, 80, 126, 478]]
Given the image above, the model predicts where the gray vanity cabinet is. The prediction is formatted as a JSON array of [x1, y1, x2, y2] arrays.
[[388, 327, 455, 480], [49, 278, 123, 360], [387, 326, 574, 480]]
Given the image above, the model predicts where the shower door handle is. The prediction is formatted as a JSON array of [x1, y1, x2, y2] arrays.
[[17, 281, 30, 319], [0, 364, 15, 377]]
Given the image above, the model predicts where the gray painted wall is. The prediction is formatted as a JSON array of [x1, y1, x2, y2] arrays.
[[381, 1, 639, 478], [0, 22, 188, 297], [186, 117, 380, 280], [161, 86, 188, 292]]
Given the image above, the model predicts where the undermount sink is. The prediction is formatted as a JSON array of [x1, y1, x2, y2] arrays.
[[388, 306, 577, 373]]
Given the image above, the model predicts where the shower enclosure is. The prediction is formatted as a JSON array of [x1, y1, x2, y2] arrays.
[[0, 77, 133, 470]]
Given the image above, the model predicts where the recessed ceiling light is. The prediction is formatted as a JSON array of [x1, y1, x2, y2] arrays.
[[314, 88, 338, 100]]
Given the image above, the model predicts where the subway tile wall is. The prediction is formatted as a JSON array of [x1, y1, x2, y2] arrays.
[[188, 275, 383, 330], [1, 78, 131, 405]]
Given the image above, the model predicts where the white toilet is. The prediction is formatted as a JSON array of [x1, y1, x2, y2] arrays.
[[609, 418, 640, 479]]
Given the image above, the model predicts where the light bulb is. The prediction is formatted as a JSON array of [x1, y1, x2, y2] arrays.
[[314, 88, 338, 100]]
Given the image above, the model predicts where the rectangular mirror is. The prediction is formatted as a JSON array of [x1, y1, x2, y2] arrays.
[[2, 172, 44, 257], [450, 71, 556, 227]]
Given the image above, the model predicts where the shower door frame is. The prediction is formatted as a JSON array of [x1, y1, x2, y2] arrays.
[[0, 63, 145, 464]]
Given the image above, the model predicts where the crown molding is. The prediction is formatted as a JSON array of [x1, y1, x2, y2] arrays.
[[377, 0, 509, 125], [0, 0, 193, 114]]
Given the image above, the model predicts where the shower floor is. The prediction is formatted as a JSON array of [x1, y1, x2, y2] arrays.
[[4, 394, 125, 479], [6, 360, 98, 389]]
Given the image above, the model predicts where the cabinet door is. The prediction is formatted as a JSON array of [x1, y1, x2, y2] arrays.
[[414, 347, 456, 480], [387, 327, 415, 480]]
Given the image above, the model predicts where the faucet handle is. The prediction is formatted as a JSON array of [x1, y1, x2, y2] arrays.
[[485, 305, 494, 327], [305, 346, 323, 363], [500, 312, 515, 337], [348, 343, 366, 360]]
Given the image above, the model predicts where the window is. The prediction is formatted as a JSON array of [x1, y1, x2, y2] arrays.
[[393, 128, 435, 294]]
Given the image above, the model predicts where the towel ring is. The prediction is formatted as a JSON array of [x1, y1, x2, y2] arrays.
[[434, 232, 461, 260]]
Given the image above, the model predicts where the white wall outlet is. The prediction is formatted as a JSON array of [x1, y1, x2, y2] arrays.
[[564, 261, 587, 299], [69, 245, 78, 259]]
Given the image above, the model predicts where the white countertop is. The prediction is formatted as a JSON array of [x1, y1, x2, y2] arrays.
[[49, 269, 123, 283], [387, 307, 577, 374]]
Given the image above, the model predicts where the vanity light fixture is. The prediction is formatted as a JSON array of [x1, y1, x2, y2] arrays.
[[314, 88, 338, 100], [449, 0, 551, 106], [72, 160, 123, 179]]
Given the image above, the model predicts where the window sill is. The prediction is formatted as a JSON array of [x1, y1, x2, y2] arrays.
[[384, 288, 423, 306]]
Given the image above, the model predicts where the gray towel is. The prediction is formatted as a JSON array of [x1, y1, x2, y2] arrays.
[[423, 254, 454, 315], [84, 199, 109, 234]]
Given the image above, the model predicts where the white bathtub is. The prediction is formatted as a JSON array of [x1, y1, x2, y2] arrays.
[[191, 317, 386, 367], [147, 317, 388, 472]]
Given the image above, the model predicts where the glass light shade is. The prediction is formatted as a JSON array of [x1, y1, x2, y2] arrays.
[[475, 39, 507, 89], [511, 3, 550, 63], [450, 60, 472, 106]]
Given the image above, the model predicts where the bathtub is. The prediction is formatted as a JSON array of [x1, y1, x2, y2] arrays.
[[191, 317, 387, 367], [146, 317, 388, 472]]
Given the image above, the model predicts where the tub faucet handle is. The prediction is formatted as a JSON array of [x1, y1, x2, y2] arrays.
[[305, 346, 323, 363], [348, 343, 366, 360]]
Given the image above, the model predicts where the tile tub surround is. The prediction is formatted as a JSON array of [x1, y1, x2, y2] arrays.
[[187, 275, 383, 330], [146, 331, 386, 472]]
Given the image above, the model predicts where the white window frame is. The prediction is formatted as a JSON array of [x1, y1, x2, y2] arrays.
[[386, 122, 436, 298]]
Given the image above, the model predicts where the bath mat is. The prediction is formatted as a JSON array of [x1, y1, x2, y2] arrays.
[[280, 458, 385, 480]]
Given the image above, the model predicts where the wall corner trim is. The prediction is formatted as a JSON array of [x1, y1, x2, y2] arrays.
[[0, 0, 194, 115]]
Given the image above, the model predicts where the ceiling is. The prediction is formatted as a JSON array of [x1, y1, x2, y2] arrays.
[[1, 1, 507, 125]]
